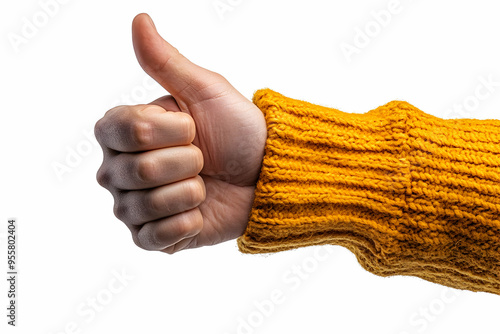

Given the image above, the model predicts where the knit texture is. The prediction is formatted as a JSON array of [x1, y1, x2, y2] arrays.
[[237, 88, 500, 295]]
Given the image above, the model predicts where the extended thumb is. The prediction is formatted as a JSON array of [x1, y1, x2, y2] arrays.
[[132, 13, 208, 102]]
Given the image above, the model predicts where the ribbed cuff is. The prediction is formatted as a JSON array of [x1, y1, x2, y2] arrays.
[[237, 88, 500, 294]]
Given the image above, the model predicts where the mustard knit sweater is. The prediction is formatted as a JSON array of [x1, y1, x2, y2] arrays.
[[237, 89, 500, 295]]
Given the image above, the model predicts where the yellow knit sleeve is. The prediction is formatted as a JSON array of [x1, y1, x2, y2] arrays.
[[237, 88, 500, 295]]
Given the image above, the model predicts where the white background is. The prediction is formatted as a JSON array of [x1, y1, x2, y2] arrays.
[[1, 0, 500, 333]]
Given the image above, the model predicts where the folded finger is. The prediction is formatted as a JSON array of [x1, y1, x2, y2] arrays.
[[95, 104, 195, 152], [113, 175, 206, 225], [135, 208, 203, 251], [105, 144, 203, 190]]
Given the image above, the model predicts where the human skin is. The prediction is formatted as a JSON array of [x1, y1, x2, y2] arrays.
[[95, 13, 267, 254]]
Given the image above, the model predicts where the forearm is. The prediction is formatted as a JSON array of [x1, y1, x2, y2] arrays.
[[238, 88, 500, 295]]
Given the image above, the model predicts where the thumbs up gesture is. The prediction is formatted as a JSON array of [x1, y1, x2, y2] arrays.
[[95, 13, 267, 253]]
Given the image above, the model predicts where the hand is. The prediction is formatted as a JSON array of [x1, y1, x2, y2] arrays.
[[95, 13, 267, 254]]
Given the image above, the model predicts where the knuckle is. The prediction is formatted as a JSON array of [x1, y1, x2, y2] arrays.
[[96, 166, 111, 187], [137, 224, 160, 250], [178, 210, 203, 238], [113, 200, 128, 221], [96, 105, 141, 148], [190, 145, 204, 173], [131, 120, 153, 148], [131, 234, 145, 250], [157, 50, 181, 73], [185, 177, 205, 206], [135, 156, 157, 184], [179, 113, 196, 143], [106, 104, 127, 116], [189, 210, 204, 235], [135, 231, 152, 251], [94, 119, 104, 143], [175, 217, 192, 238], [113, 192, 136, 222]]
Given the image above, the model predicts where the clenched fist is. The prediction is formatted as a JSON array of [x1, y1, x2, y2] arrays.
[[95, 13, 267, 254]]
